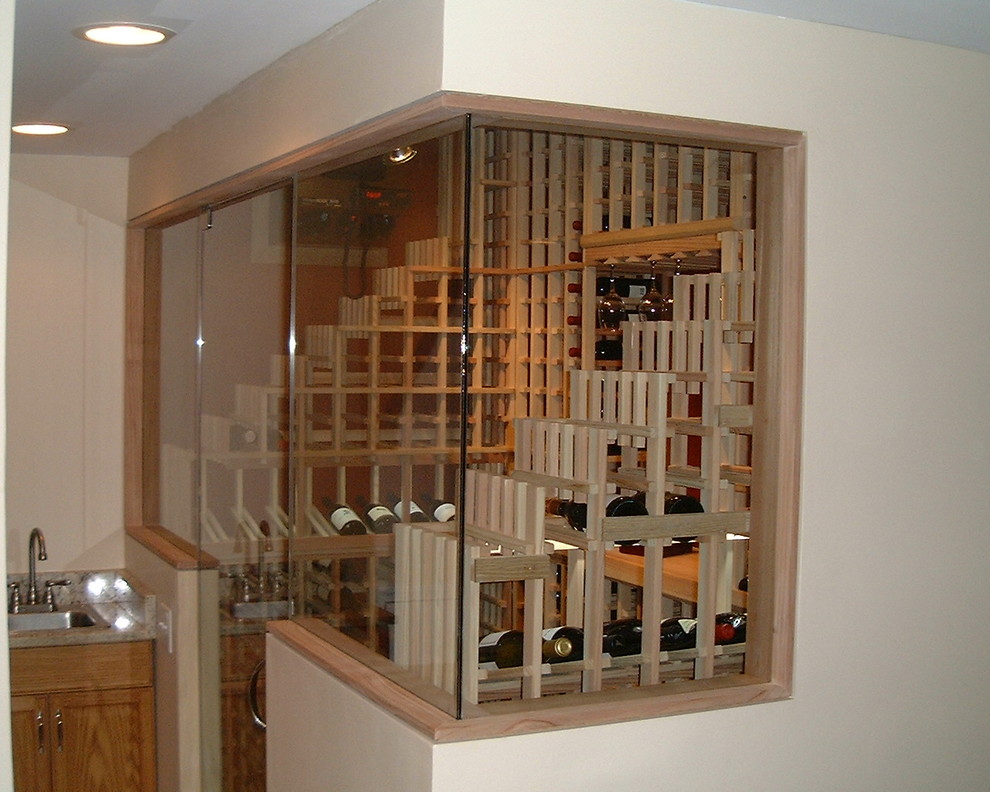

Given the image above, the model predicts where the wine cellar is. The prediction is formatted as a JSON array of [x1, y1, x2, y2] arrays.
[[191, 121, 758, 712]]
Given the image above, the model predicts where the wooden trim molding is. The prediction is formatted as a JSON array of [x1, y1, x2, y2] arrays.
[[269, 620, 788, 743], [125, 525, 219, 570]]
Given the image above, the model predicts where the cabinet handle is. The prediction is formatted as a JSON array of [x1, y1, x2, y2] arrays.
[[35, 710, 45, 754], [54, 708, 63, 753], [248, 660, 266, 731]]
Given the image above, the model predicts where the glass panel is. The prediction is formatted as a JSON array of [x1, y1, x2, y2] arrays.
[[457, 126, 755, 707], [200, 186, 293, 792], [159, 215, 202, 543], [289, 126, 468, 717]]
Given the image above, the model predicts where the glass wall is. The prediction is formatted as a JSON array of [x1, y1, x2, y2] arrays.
[[154, 114, 763, 763]]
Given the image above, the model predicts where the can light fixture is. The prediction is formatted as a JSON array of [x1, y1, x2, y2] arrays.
[[73, 22, 176, 46], [12, 123, 70, 136], [386, 146, 417, 165]]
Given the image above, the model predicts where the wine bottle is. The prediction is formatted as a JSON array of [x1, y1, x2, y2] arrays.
[[547, 494, 647, 535], [664, 492, 704, 542], [602, 618, 643, 657], [566, 282, 582, 294], [606, 494, 649, 546], [478, 629, 579, 669], [542, 626, 584, 662], [546, 497, 588, 531], [567, 251, 583, 262], [389, 494, 429, 523], [326, 502, 368, 535], [737, 575, 749, 592], [594, 339, 623, 361], [714, 612, 747, 645], [363, 501, 399, 534], [565, 314, 582, 326], [661, 617, 698, 651], [421, 494, 456, 522]]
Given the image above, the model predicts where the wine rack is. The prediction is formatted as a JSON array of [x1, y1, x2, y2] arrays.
[[191, 125, 757, 702]]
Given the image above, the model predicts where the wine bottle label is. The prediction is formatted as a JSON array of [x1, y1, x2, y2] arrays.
[[394, 500, 424, 520], [330, 506, 360, 529], [433, 503, 456, 522], [479, 630, 510, 648], [367, 505, 393, 522], [627, 284, 648, 300]]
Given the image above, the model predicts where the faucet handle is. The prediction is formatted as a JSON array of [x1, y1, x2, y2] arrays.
[[8, 582, 21, 614], [44, 579, 70, 612]]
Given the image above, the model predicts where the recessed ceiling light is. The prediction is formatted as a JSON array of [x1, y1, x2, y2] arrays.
[[73, 23, 175, 46], [12, 123, 70, 136], [386, 146, 417, 165]]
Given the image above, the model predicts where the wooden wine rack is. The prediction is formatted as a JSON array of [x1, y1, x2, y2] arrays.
[[191, 125, 756, 694]]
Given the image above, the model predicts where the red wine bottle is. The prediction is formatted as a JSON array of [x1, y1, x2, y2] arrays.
[[478, 630, 579, 668], [594, 339, 623, 361], [602, 618, 643, 657], [547, 495, 647, 535], [542, 626, 584, 661], [660, 617, 698, 651], [714, 612, 747, 645], [664, 492, 704, 542], [546, 497, 588, 530]]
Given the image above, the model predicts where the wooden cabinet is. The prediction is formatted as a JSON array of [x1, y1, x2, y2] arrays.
[[10, 641, 156, 792], [220, 632, 266, 792]]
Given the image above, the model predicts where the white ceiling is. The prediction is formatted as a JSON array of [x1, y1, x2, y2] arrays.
[[10, 0, 990, 158]]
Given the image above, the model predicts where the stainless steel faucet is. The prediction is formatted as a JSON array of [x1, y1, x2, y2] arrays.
[[258, 520, 273, 600], [27, 527, 48, 605]]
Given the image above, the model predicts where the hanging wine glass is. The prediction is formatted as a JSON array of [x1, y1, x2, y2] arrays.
[[638, 258, 672, 321], [597, 261, 626, 330]]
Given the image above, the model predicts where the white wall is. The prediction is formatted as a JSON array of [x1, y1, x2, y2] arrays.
[[6, 154, 128, 573], [266, 636, 436, 792], [432, 1, 990, 790], [0, 1, 15, 787], [7, 0, 984, 789]]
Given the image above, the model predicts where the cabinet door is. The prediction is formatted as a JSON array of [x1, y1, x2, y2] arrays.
[[50, 687, 156, 792], [11, 695, 52, 792], [221, 679, 266, 792]]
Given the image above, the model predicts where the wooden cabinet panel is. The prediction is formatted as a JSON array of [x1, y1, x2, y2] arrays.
[[11, 695, 52, 792], [221, 632, 266, 792], [51, 688, 156, 792], [10, 642, 156, 792], [221, 679, 266, 792]]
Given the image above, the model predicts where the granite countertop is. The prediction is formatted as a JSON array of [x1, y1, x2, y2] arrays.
[[7, 569, 156, 648]]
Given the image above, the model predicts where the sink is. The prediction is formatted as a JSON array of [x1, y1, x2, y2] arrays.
[[8, 607, 108, 632], [230, 600, 290, 620]]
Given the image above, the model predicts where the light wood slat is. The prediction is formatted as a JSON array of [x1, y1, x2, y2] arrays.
[[602, 510, 750, 543], [579, 217, 748, 248], [473, 555, 552, 583]]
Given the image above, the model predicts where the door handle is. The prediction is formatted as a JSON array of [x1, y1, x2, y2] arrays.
[[35, 710, 45, 753], [54, 708, 63, 752], [248, 660, 266, 731]]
